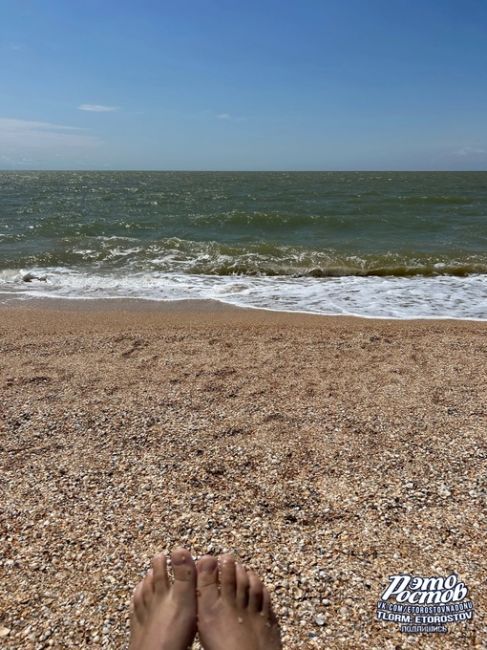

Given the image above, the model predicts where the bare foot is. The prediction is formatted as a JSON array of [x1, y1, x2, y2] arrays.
[[196, 554, 282, 650], [129, 548, 197, 650]]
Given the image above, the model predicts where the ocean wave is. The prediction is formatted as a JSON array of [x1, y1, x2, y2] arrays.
[[2, 237, 487, 278], [394, 194, 473, 205]]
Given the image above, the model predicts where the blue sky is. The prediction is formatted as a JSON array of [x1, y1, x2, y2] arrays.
[[0, 0, 486, 170]]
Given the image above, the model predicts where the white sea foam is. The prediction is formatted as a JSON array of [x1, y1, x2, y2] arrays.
[[1, 268, 487, 319]]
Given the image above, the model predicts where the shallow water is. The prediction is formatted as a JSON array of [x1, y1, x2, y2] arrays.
[[1, 171, 487, 318]]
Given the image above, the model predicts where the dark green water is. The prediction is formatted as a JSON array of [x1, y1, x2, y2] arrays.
[[1, 171, 487, 318]]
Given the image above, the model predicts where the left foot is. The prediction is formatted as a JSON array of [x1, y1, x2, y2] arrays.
[[129, 548, 197, 650], [196, 554, 282, 650]]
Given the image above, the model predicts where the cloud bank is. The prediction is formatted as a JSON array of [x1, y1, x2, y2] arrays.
[[0, 117, 101, 166], [455, 146, 486, 157]]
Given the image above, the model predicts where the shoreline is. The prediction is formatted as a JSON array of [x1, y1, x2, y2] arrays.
[[1, 295, 487, 327], [2, 266, 487, 322]]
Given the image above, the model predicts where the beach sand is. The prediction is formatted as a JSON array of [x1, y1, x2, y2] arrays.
[[0, 299, 485, 649]]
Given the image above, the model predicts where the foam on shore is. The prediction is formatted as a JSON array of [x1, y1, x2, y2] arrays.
[[1, 267, 487, 320]]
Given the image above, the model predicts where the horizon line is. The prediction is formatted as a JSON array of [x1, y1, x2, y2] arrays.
[[0, 168, 486, 173]]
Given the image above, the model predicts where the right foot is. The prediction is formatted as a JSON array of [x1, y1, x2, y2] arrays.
[[196, 554, 282, 650]]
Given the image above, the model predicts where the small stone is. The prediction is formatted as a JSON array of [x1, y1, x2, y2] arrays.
[[0, 627, 11, 637], [438, 484, 451, 497], [314, 614, 326, 626]]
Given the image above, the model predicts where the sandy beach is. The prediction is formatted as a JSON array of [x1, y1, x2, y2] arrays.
[[0, 299, 485, 649]]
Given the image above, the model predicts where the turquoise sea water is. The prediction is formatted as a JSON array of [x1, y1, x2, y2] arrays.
[[1, 171, 487, 318]]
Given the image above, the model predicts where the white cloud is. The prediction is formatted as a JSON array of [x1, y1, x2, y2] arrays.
[[216, 112, 248, 123], [78, 104, 119, 112], [0, 117, 101, 165]]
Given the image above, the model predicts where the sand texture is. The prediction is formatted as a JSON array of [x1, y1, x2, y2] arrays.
[[0, 300, 486, 649]]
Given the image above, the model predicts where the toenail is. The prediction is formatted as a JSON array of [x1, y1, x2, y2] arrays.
[[199, 560, 217, 572], [172, 553, 188, 565]]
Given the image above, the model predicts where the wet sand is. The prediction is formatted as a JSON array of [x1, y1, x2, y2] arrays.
[[0, 300, 485, 648]]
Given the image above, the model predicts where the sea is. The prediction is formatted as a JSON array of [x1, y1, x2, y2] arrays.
[[1, 171, 486, 319]]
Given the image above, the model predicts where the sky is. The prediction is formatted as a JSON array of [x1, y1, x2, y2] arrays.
[[0, 0, 486, 170]]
